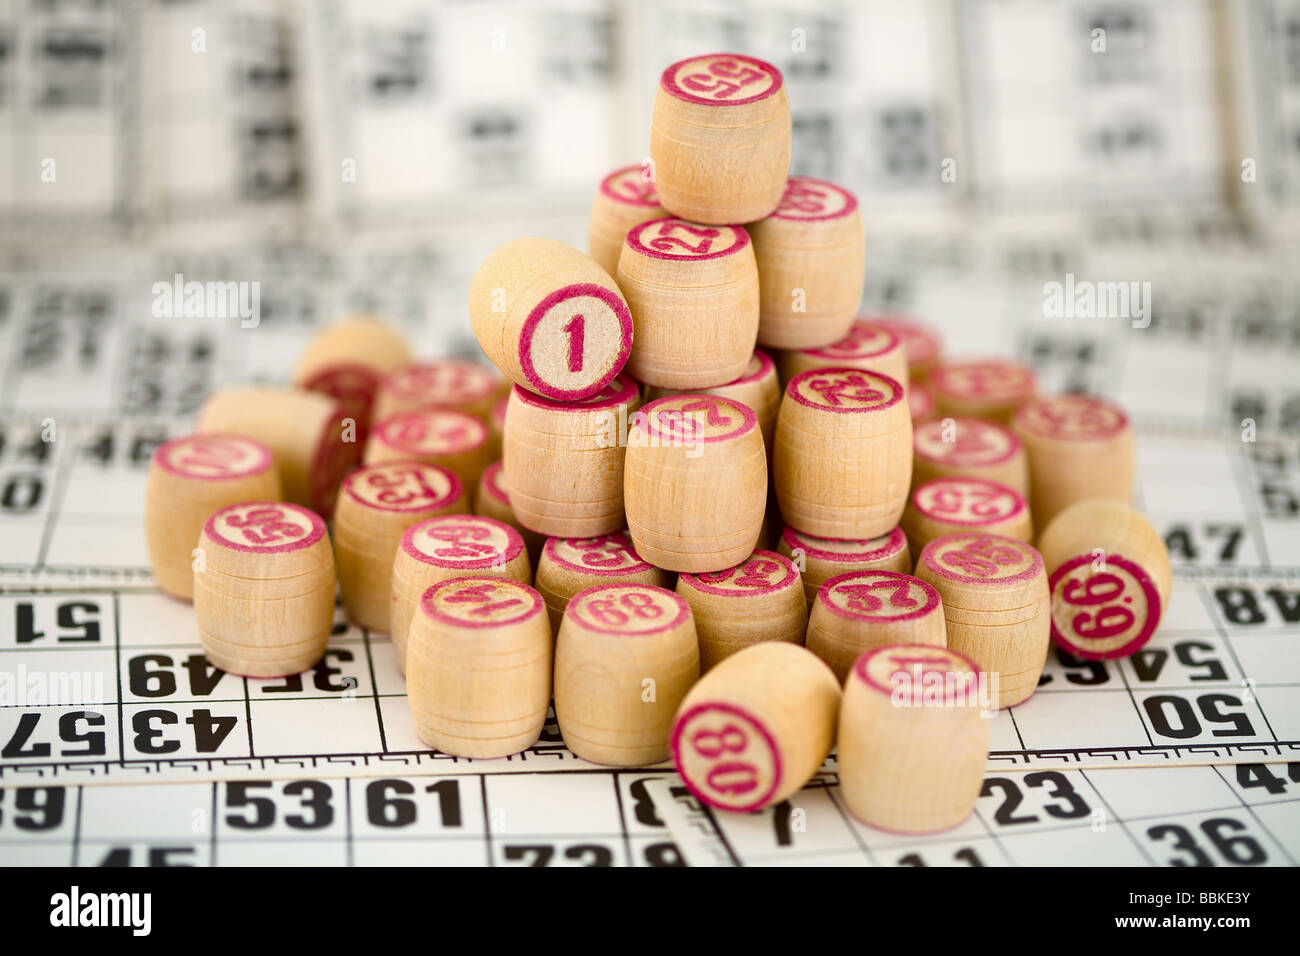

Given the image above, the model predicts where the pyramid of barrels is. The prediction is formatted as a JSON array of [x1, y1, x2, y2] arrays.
[[144, 54, 1170, 835]]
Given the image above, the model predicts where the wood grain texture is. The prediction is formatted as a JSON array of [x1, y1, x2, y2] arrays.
[[554, 584, 699, 767], [901, 477, 1033, 555], [806, 570, 946, 683], [650, 53, 790, 224], [643, 349, 781, 458], [773, 368, 911, 538], [406, 577, 551, 758], [617, 218, 759, 389], [502, 375, 639, 537], [751, 177, 863, 350], [624, 395, 768, 572], [534, 531, 670, 633], [390, 514, 531, 674], [1037, 499, 1171, 661], [145, 434, 281, 601], [588, 163, 667, 277], [333, 461, 467, 634], [192, 501, 335, 678], [1012, 394, 1137, 528], [467, 237, 633, 402], [838, 644, 989, 833], [196, 386, 359, 518], [776, 524, 911, 608], [914, 533, 1051, 709], [473, 460, 546, 566], [364, 408, 491, 490], [671, 642, 840, 812], [676, 549, 807, 672], [777, 319, 910, 388]]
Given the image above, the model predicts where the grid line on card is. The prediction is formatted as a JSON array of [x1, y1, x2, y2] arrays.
[[33, 426, 74, 571], [480, 776, 493, 867], [969, 802, 1017, 867], [113, 592, 125, 767], [1229, 441, 1273, 568], [698, 802, 742, 867], [1210, 763, 1299, 866], [1114, 650, 1157, 748], [611, 773, 633, 867], [1005, 705, 1028, 752], [824, 785, 880, 866], [345, 777, 355, 867], [362, 626, 389, 753], [70, 784, 84, 867], [1195, 583, 1281, 743], [243, 674, 255, 757], [209, 781, 218, 865]]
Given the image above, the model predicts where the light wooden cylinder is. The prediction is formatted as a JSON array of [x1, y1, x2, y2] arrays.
[[670, 642, 840, 813], [772, 368, 912, 538], [293, 315, 412, 387], [1037, 500, 1172, 661], [650, 53, 790, 224], [145, 434, 281, 601], [912, 416, 1028, 493], [588, 163, 667, 278], [535, 532, 670, 633], [908, 381, 938, 425], [406, 577, 551, 758], [838, 644, 989, 833], [554, 584, 700, 767], [777, 524, 911, 608], [332, 461, 467, 633], [902, 477, 1033, 555], [502, 374, 640, 537], [1012, 394, 1137, 528], [929, 359, 1037, 424], [806, 571, 946, 684], [474, 460, 546, 565], [192, 502, 335, 678], [390, 514, 530, 674], [468, 237, 634, 401], [617, 218, 759, 389], [643, 349, 781, 456], [676, 550, 808, 673], [871, 316, 943, 382], [372, 360, 501, 424], [624, 395, 768, 572], [751, 176, 863, 350], [778, 319, 910, 388], [196, 386, 359, 518], [914, 533, 1051, 709], [293, 316, 412, 440], [364, 408, 491, 490]]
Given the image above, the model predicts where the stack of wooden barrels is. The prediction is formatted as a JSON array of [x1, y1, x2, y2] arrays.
[[143, 53, 1169, 837]]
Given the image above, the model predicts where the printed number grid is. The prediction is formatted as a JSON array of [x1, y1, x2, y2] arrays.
[[0, 590, 600, 783], [3, 763, 1296, 867], [0, 771, 685, 867], [1, 572, 1297, 785], [647, 762, 1300, 867]]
